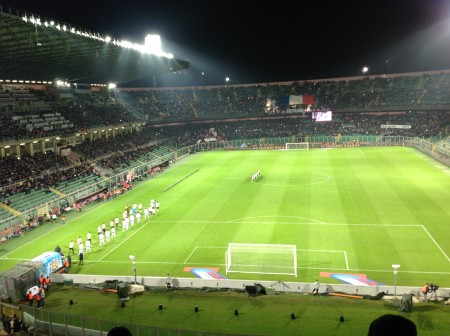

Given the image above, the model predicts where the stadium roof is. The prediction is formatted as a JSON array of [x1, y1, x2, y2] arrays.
[[0, 7, 189, 85]]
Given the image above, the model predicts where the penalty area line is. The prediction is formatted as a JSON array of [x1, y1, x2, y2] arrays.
[[183, 245, 226, 264], [184, 246, 198, 264], [344, 251, 349, 270], [421, 225, 450, 265]]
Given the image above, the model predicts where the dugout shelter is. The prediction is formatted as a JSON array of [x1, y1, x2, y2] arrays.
[[0, 264, 36, 303]]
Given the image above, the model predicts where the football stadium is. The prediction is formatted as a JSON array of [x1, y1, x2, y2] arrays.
[[0, 4, 449, 336]]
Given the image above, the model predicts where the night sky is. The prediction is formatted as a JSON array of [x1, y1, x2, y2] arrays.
[[2, 0, 450, 86]]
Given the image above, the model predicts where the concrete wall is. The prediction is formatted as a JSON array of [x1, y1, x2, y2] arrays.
[[50, 273, 449, 300]]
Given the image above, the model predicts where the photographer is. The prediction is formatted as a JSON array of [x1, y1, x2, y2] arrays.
[[421, 283, 430, 302]]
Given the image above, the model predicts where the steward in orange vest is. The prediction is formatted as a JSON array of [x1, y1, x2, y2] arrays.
[[27, 290, 34, 306], [45, 276, 51, 292], [35, 291, 42, 308]]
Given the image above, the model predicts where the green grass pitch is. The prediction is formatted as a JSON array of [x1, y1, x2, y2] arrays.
[[2, 146, 450, 287]]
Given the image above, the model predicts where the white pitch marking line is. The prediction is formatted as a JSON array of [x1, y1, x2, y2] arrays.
[[228, 216, 326, 224], [0, 200, 109, 259], [344, 251, 349, 270], [184, 246, 198, 264], [49, 259, 450, 276], [98, 219, 152, 261], [157, 219, 422, 227], [421, 225, 450, 265], [297, 249, 346, 253]]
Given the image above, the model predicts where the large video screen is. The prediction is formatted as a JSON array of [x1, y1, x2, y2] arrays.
[[312, 111, 332, 121]]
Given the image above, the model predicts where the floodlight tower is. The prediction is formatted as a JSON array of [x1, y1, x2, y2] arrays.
[[201, 72, 205, 88], [392, 264, 400, 300], [362, 66, 369, 75], [225, 76, 230, 88]]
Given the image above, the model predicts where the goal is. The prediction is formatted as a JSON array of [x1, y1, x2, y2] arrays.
[[285, 142, 309, 150], [225, 243, 297, 277]]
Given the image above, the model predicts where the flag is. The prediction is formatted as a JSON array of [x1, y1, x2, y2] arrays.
[[289, 95, 303, 105], [303, 95, 315, 105], [276, 95, 315, 108]]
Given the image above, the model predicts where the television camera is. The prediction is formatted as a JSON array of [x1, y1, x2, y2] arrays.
[[428, 283, 439, 292], [427, 283, 439, 302]]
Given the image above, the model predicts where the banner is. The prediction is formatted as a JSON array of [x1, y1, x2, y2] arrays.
[[287, 108, 305, 113], [381, 125, 411, 129]]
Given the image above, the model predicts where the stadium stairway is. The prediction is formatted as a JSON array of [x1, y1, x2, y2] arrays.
[[66, 151, 81, 165], [433, 136, 450, 156], [0, 201, 21, 216], [190, 101, 199, 118], [114, 95, 146, 120], [49, 187, 67, 198]]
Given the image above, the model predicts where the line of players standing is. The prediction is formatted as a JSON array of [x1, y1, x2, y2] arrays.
[[65, 200, 160, 266]]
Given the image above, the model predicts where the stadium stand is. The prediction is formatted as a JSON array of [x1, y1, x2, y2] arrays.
[[1, 71, 449, 226]]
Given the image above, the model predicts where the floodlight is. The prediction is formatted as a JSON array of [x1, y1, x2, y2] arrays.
[[121, 40, 132, 48], [225, 77, 230, 88], [145, 34, 162, 51]]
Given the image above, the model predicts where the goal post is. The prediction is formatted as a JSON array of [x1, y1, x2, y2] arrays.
[[225, 243, 297, 277], [285, 142, 309, 150]]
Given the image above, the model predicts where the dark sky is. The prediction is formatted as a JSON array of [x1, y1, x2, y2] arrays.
[[2, 0, 450, 86]]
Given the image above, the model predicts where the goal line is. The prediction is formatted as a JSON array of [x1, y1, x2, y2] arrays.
[[285, 142, 309, 150], [225, 243, 297, 277]]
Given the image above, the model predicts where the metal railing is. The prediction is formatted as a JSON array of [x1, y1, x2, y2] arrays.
[[17, 304, 246, 336]]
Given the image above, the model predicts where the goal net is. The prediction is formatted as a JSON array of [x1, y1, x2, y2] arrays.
[[225, 243, 297, 277], [285, 142, 309, 150]]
